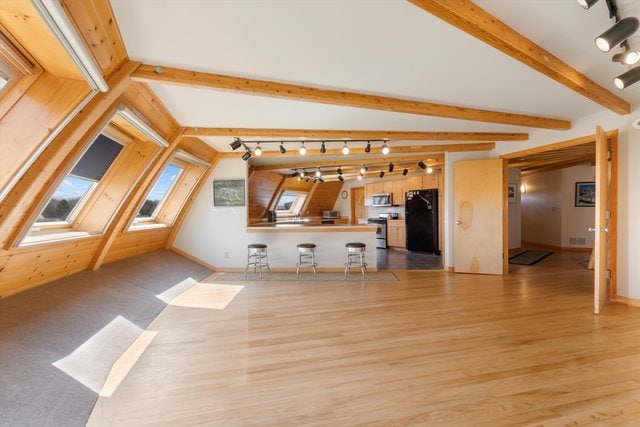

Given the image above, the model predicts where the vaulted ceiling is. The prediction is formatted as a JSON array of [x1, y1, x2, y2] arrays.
[[110, 0, 638, 166]]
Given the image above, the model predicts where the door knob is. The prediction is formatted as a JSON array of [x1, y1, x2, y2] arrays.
[[456, 220, 462, 225], [588, 227, 609, 232]]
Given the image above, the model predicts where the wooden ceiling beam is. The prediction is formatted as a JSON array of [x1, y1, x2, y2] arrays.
[[501, 131, 616, 160], [222, 142, 492, 159], [132, 64, 570, 130], [408, 0, 630, 115], [252, 153, 444, 171], [183, 127, 528, 141]]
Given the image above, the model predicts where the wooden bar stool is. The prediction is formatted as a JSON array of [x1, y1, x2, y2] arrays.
[[245, 243, 270, 279], [296, 243, 317, 278], [344, 242, 367, 279]]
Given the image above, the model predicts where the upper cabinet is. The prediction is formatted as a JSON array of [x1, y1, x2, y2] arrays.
[[364, 174, 441, 206]]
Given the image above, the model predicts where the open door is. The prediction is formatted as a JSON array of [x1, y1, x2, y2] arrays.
[[593, 126, 609, 314], [454, 158, 507, 275]]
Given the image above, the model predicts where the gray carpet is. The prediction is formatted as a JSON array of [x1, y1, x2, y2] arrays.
[[509, 250, 554, 265], [0, 250, 212, 427], [215, 271, 398, 281]]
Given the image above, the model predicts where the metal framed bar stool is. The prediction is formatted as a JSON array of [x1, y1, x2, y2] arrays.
[[296, 243, 317, 278], [245, 243, 271, 279], [344, 242, 367, 279]]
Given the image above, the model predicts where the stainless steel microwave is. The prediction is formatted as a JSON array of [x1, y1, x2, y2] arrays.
[[372, 193, 392, 207]]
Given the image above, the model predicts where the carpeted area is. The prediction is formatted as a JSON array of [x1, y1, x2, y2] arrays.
[[0, 250, 212, 427], [213, 271, 398, 281], [509, 250, 554, 265]]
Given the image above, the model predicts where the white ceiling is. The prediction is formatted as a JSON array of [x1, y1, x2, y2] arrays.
[[111, 0, 639, 157]]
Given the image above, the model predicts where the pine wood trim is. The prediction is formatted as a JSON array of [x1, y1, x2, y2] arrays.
[[132, 64, 571, 130], [90, 127, 185, 270], [501, 131, 617, 160], [608, 131, 618, 299], [408, 0, 630, 115], [170, 246, 217, 271], [184, 127, 529, 141]]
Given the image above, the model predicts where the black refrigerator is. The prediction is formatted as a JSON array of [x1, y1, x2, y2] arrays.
[[405, 189, 439, 254]]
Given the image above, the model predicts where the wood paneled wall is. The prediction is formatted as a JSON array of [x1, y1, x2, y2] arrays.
[[304, 181, 343, 217], [103, 227, 171, 265], [248, 171, 284, 221]]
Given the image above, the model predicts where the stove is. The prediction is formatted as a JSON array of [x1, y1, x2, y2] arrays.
[[367, 216, 388, 249]]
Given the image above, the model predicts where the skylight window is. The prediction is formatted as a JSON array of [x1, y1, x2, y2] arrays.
[[35, 134, 123, 224], [136, 164, 183, 219], [275, 191, 308, 215]]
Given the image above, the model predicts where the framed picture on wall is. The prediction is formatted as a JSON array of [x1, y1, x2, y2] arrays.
[[213, 179, 245, 207], [507, 184, 516, 203], [575, 182, 595, 207]]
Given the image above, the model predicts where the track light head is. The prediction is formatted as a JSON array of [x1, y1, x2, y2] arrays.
[[315, 169, 322, 177], [230, 138, 242, 150], [342, 142, 350, 155], [388, 163, 394, 172], [291, 170, 298, 178], [254, 143, 262, 156], [299, 170, 306, 178], [320, 141, 326, 154], [379, 170, 385, 178], [381, 142, 390, 155], [305, 177, 310, 182], [614, 66, 640, 89], [613, 48, 640, 65], [241, 150, 251, 161], [338, 175, 344, 182], [337, 167, 342, 175], [418, 161, 427, 169], [402, 168, 408, 176], [299, 142, 307, 155], [360, 165, 368, 174], [595, 17, 639, 52], [279, 143, 286, 154], [357, 174, 363, 180], [319, 178, 325, 184], [364, 141, 371, 153], [426, 167, 434, 174], [576, 0, 599, 10]]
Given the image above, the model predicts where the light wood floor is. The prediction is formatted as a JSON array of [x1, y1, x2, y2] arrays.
[[88, 251, 640, 426]]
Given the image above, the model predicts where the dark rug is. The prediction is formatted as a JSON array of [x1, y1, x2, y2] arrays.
[[509, 250, 553, 265]]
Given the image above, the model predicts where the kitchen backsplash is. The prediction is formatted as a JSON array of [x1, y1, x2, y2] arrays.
[[367, 206, 405, 219]]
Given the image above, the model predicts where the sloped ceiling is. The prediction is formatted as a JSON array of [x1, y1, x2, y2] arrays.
[[111, 0, 638, 157]]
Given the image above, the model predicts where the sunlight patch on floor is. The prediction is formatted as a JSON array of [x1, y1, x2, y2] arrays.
[[155, 277, 199, 303], [168, 282, 244, 310]]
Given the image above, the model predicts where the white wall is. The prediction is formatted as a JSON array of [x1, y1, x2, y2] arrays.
[[561, 164, 596, 249]]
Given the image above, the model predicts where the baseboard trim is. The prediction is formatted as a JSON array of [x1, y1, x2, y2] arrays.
[[521, 241, 593, 253], [612, 295, 640, 308], [170, 247, 217, 271]]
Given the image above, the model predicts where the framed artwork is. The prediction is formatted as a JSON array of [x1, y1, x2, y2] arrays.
[[213, 179, 245, 207], [507, 184, 516, 203], [575, 182, 596, 207]]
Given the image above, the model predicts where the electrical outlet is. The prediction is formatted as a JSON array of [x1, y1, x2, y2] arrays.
[[224, 251, 230, 259]]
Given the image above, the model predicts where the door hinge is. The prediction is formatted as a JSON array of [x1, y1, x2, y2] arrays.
[[606, 210, 611, 219]]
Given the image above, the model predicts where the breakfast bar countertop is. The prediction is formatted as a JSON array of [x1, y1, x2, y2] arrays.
[[246, 224, 377, 233]]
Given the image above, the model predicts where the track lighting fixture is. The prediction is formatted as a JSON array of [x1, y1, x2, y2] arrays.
[[318, 178, 325, 184], [230, 138, 242, 150], [299, 142, 307, 155], [316, 169, 322, 177], [338, 175, 344, 182], [297, 176, 302, 181], [402, 168, 409, 176], [379, 170, 385, 178], [305, 177, 310, 182], [357, 174, 363, 180], [360, 165, 368, 174], [381, 142, 390, 155], [426, 167, 434, 174], [612, 44, 640, 65], [364, 141, 371, 153], [254, 143, 262, 156], [595, 17, 639, 52], [241, 150, 251, 161], [320, 141, 326, 154], [577, 0, 599, 10], [342, 142, 350, 155], [291, 170, 298, 178], [418, 161, 427, 169], [279, 143, 286, 154], [299, 170, 306, 178], [388, 163, 394, 172], [337, 167, 343, 175], [614, 66, 640, 89]]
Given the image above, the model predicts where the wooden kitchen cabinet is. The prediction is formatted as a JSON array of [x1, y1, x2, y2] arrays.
[[422, 173, 438, 189], [406, 176, 423, 191], [387, 219, 406, 248], [392, 180, 406, 205], [364, 183, 374, 206]]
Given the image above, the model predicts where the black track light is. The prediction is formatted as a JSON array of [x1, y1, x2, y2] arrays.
[[320, 141, 326, 154], [338, 175, 344, 182], [319, 178, 325, 184], [379, 170, 385, 178], [279, 143, 286, 154], [291, 170, 298, 178], [305, 177, 310, 182], [241, 150, 251, 161], [360, 165, 368, 174], [230, 138, 242, 150], [595, 17, 639, 52], [337, 166, 342, 175], [388, 163, 394, 172], [418, 161, 427, 169], [402, 168, 409, 176], [614, 66, 640, 89], [364, 141, 371, 153], [576, 0, 599, 10]]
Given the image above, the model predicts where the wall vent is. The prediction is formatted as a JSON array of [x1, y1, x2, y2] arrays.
[[569, 237, 586, 245]]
